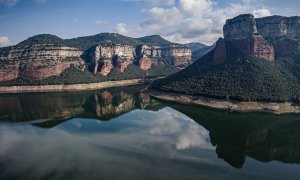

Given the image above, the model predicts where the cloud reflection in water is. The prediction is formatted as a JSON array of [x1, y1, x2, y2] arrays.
[[0, 107, 215, 180]]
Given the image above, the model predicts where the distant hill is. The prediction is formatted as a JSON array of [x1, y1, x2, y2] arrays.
[[184, 42, 207, 52], [136, 35, 175, 46], [15, 33, 178, 50], [184, 42, 215, 61]]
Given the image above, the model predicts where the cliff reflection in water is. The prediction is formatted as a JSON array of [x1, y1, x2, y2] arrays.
[[1, 86, 300, 172], [167, 102, 300, 168], [0, 85, 162, 127]]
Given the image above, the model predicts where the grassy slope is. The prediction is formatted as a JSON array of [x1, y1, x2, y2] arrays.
[[152, 50, 300, 102]]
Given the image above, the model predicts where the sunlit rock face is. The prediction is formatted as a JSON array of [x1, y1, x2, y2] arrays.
[[92, 44, 135, 75], [138, 45, 192, 67], [224, 14, 258, 40], [223, 14, 275, 61], [0, 45, 85, 81], [139, 56, 152, 70], [91, 44, 192, 76], [219, 14, 300, 62], [0, 33, 193, 80]]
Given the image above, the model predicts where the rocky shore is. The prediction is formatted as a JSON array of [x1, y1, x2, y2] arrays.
[[143, 89, 300, 114], [0, 79, 144, 93]]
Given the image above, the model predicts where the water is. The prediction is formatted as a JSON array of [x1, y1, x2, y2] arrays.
[[0, 85, 300, 180]]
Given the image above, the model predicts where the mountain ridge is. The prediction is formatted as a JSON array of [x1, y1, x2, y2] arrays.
[[0, 32, 201, 86]]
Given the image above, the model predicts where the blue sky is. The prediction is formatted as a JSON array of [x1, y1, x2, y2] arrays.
[[0, 0, 299, 46]]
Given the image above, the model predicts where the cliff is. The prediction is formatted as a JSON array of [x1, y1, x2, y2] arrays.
[[0, 33, 192, 82], [92, 44, 135, 75], [222, 14, 300, 61], [0, 44, 85, 81], [256, 16, 300, 56], [90, 44, 192, 76], [0, 85, 159, 123], [223, 14, 275, 61], [138, 45, 192, 68]]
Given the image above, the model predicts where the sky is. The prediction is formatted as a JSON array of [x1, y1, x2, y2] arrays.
[[0, 0, 299, 47]]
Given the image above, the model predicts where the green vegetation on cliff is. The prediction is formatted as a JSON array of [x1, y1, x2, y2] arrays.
[[16, 33, 179, 49], [136, 35, 174, 46], [0, 64, 178, 86]]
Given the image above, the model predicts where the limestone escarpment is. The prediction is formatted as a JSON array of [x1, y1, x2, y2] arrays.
[[90, 44, 192, 76], [92, 44, 135, 75], [0, 45, 85, 81], [220, 14, 300, 62], [223, 14, 258, 40], [0, 33, 193, 82], [256, 16, 300, 39], [256, 16, 300, 56], [138, 45, 192, 67], [223, 14, 275, 61]]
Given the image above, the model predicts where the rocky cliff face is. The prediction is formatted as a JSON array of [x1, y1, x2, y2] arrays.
[[91, 44, 192, 76], [256, 16, 300, 39], [223, 14, 275, 61], [220, 14, 300, 62], [0, 45, 85, 81], [138, 45, 192, 69], [212, 38, 227, 64], [223, 14, 258, 40], [256, 16, 300, 56], [139, 56, 152, 70], [0, 34, 193, 81], [92, 44, 135, 75]]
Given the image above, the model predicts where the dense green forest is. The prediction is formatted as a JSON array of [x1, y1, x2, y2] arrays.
[[0, 64, 178, 86], [152, 50, 300, 102], [15, 33, 176, 50]]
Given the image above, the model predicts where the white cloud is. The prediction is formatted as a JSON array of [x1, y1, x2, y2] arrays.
[[115, 0, 272, 44], [252, 8, 272, 18], [0, 0, 21, 7], [95, 19, 107, 26], [116, 23, 128, 34], [0, 36, 11, 47]]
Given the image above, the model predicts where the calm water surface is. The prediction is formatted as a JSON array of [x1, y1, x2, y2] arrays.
[[0, 85, 300, 180]]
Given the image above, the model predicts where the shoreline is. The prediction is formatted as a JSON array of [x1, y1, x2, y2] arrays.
[[143, 89, 300, 114], [0, 79, 145, 93]]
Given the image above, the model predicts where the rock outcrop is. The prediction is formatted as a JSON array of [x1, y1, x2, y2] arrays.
[[139, 56, 152, 70], [92, 44, 135, 75], [256, 16, 300, 39], [0, 45, 85, 81], [220, 14, 300, 62], [0, 33, 193, 81], [223, 14, 275, 61], [212, 38, 227, 64], [138, 45, 192, 67], [256, 16, 300, 56], [91, 44, 192, 75]]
